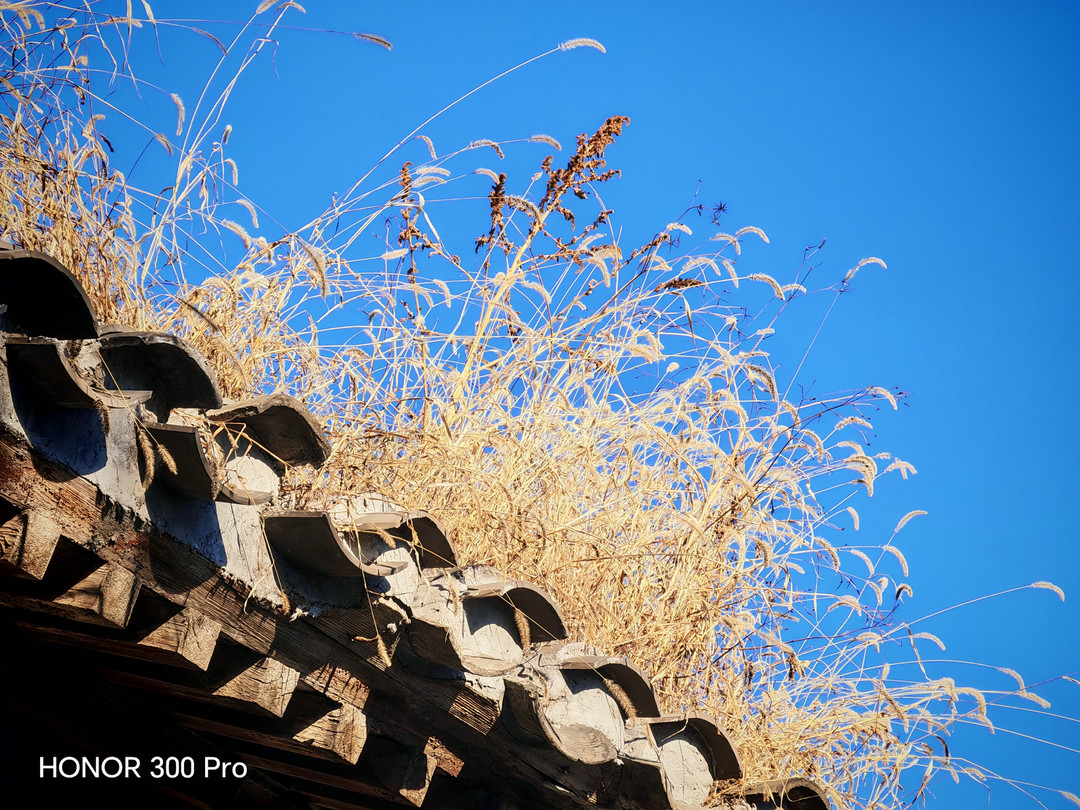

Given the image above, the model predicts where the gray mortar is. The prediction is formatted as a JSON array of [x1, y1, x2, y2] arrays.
[[622, 719, 662, 765], [542, 668, 625, 753], [357, 531, 424, 597], [655, 731, 713, 806], [220, 453, 278, 500], [0, 340, 18, 430], [405, 566, 528, 676], [457, 595, 522, 674], [144, 485, 283, 607], [462, 671, 506, 704]]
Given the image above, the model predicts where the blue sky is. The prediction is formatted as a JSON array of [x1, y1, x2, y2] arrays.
[[92, 1, 1080, 806]]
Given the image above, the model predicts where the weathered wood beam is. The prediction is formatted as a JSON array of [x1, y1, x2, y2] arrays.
[[87, 636, 301, 719], [367, 735, 439, 808], [292, 700, 368, 765], [398, 747, 437, 807], [0, 511, 60, 579], [50, 560, 139, 627], [137, 604, 222, 670], [362, 692, 471, 782], [210, 649, 300, 718], [424, 736, 465, 778], [301, 662, 371, 712], [173, 685, 370, 766], [2, 589, 221, 671], [308, 602, 406, 671], [0, 508, 138, 629], [175, 702, 368, 767]]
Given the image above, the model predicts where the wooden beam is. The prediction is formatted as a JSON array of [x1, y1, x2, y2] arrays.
[[0, 511, 24, 572], [175, 687, 370, 766], [138, 605, 222, 670], [90, 638, 302, 720], [398, 747, 437, 807], [52, 560, 139, 627], [174, 703, 368, 767], [363, 693, 469, 782], [293, 700, 368, 765], [0, 617, 301, 810], [0, 539, 136, 628], [0, 511, 60, 579], [309, 604, 404, 671], [367, 735, 440, 808], [211, 651, 300, 718], [424, 736, 464, 778], [302, 662, 371, 710], [399, 751, 436, 807], [3, 595, 221, 672]]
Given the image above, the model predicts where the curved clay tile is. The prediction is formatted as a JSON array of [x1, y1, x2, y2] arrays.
[[324, 495, 457, 569], [463, 581, 568, 645], [262, 511, 407, 578], [458, 595, 527, 676], [501, 673, 621, 765], [409, 581, 570, 677], [541, 667, 626, 764], [208, 421, 282, 506], [647, 713, 742, 781], [644, 713, 742, 806], [96, 331, 222, 415], [143, 423, 219, 500], [0, 250, 99, 339], [402, 571, 544, 677], [369, 512, 455, 569], [506, 675, 727, 807], [206, 394, 329, 469], [3, 336, 151, 409], [503, 648, 655, 766], [556, 655, 661, 718], [742, 778, 831, 810]]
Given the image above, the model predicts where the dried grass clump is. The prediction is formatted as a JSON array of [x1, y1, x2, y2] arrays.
[[1, 5, 1073, 809]]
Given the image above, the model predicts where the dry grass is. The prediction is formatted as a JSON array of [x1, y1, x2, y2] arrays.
[[1, 5, 1074, 809]]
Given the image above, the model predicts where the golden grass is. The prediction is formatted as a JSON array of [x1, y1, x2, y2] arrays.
[[1, 5, 1073, 809]]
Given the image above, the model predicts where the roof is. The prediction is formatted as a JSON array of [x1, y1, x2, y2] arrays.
[[0, 250, 832, 810]]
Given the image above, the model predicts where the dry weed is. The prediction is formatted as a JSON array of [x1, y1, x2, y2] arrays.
[[0, 4, 1072, 809]]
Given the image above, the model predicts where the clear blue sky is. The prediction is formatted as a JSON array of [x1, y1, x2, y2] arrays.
[[95, 1, 1080, 806]]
